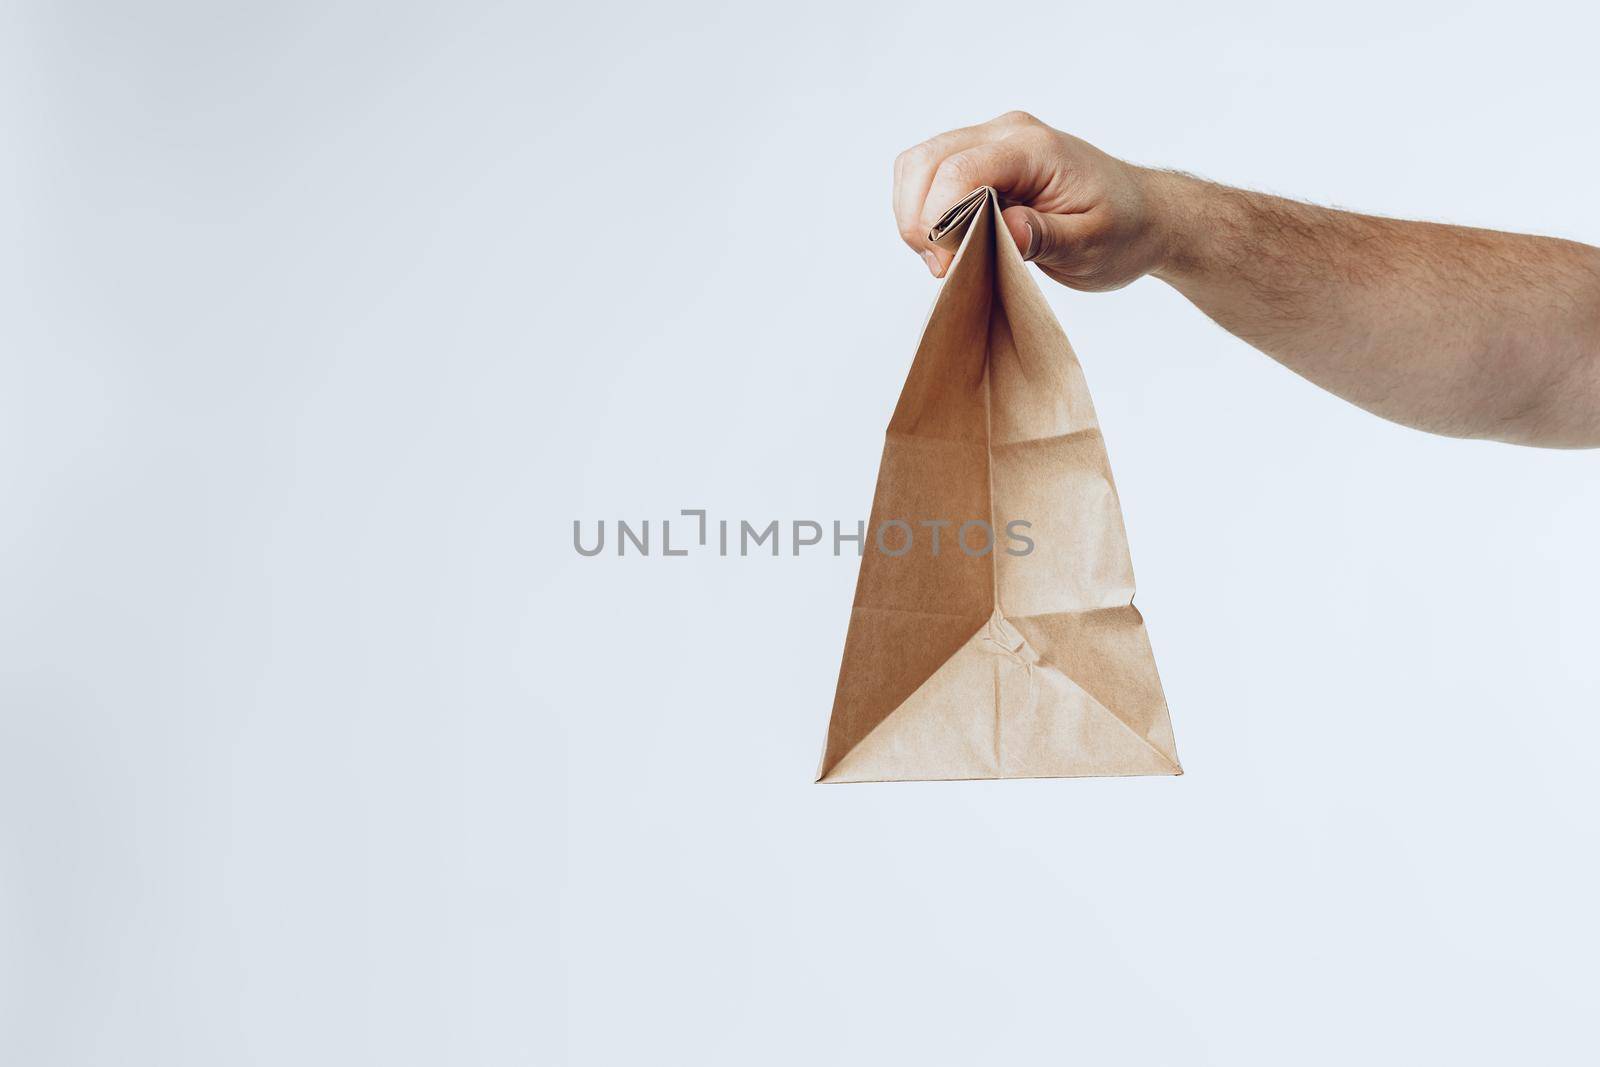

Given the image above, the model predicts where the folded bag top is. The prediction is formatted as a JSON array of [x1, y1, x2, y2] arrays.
[[816, 187, 1180, 783]]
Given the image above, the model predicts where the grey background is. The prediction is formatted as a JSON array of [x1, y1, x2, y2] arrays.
[[4, 0, 1599, 1064]]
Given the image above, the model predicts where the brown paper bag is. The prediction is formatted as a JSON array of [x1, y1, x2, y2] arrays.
[[816, 187, 1181, 783]]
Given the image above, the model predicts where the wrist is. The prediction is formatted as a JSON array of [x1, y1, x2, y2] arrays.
[[1136, 167, 1208, 283]]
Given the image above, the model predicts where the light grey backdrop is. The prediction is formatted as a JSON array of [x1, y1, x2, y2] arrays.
[[4, 1, 1598, 1064]]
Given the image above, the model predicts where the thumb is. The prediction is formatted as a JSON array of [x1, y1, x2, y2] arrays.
[[1001, 205, 1091, 267]]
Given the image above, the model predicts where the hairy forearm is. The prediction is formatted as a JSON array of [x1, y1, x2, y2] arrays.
[[1144, 170, 1600, 448]]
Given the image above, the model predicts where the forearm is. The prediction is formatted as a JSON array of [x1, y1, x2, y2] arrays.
[[1145, 170, 1600, 447]]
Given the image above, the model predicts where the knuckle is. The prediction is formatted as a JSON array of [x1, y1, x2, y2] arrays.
[[997, 109, 1040, 127], [896, 141, 934, 168], [1013, 123, 1056, 149], [1039, 224, 1097, 266], [936, 152, 979, 186]]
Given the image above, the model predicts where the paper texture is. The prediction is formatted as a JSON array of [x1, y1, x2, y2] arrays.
[[816, 187, 1180, 783]]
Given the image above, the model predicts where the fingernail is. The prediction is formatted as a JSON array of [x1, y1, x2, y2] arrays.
[[922, 250, 941, 277], [1022, 220, 1038, 260]]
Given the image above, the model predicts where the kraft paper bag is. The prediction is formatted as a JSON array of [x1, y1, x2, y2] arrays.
[[816, 187, 1181, 783]]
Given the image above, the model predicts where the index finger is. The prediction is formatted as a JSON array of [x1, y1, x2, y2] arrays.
[[892, 121, 1010, 253]]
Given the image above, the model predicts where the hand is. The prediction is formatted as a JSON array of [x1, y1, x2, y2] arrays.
[[893, 111, 1171, 291]]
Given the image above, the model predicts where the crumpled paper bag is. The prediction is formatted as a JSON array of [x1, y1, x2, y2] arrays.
[[817, 187, 1181, 783]]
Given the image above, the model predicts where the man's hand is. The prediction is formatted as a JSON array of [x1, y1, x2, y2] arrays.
[[892, 112, 1600, 448], [893, 110, 1167, 290]]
